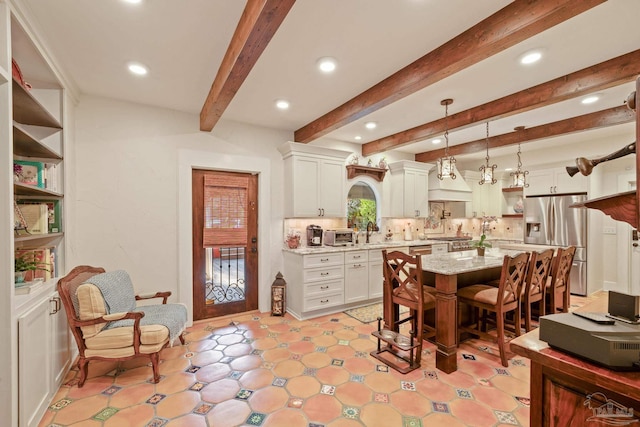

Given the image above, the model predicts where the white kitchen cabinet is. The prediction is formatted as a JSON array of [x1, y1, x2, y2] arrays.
[[525, 167, 588, 196], [344, 250, 369, 303], [278, 142, 351, 218], [389, 161, 433, 217], [368, 249, 384, 299], [18, 290, 70, 427], [461, 171, 504, 217], [283, 251, 345, 319]]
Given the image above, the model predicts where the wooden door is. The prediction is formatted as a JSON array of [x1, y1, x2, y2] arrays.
[[192, 170, 258, 320]]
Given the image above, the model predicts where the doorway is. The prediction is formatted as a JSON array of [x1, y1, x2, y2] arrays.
[[192, 169, 258, 320]]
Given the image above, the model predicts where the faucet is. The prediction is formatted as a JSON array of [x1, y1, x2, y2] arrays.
[[366, 221, 377, 244]]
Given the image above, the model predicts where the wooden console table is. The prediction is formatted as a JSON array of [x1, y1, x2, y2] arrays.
[[510, 293, 640, 426]]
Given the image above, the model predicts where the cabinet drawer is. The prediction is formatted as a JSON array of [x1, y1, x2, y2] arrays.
[[432, 244, 448, 254], [306, 279, 344, 297], [345, 250, 368, 263], [304, 292, 344, 312], [303, 252, 344, 268], [304, 265, 344, 283]]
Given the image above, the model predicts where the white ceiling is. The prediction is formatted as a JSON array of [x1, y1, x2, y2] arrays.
[[14, 0, 640, 168]]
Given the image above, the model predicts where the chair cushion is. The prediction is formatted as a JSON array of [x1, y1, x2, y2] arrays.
[[77, 283, 108, 338], [394, 283, 436, 307], [84, 324, 169, 350], [458, 284, 517, 305]]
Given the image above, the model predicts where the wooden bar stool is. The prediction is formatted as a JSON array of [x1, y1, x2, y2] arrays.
[[522, 248, 554, 331], [457, 252, 529, 367], [546, 246, 576, 314], [379, 250, 436, 365]]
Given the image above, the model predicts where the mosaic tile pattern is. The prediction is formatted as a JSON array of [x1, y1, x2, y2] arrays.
[[39, 298, 598, 426]]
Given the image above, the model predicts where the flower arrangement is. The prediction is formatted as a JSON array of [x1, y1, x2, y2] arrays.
[[15, 251, 49, 283], [285, 229, 301, 249], [470, 234, 492, 256]]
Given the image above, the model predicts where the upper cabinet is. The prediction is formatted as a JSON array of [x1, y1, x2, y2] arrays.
[[278, 142, 351, 218], [389, 160, 433, 217], [525, 167, 587, 196], [460, 170, 504, 218]]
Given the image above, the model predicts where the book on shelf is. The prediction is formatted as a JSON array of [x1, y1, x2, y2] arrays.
[[15, 247, 55, 282], [45, 201, 61, 233], [14, 279, 45, 295], [17, 202, 48, 234], [43, 162, 59, 192], [14, 160, 44, 188]]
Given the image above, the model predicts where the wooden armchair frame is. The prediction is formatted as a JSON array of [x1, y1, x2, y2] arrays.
[[57, 265, 185, 387]]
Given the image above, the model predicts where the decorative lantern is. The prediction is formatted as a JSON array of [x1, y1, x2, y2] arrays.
[[271, 272, 286, 316]]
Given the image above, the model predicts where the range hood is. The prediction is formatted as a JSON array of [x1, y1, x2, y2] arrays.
[[428, 165, 472, 202]]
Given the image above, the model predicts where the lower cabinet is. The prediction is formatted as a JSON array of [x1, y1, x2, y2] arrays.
[[368, 249, 384, 299], [18, 290, 71, 427], [345, 251, 369, 303]]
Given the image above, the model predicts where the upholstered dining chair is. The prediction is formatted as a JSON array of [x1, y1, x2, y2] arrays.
[[381, 250, 436, 365], [57, 265, 188, 387], [522, 248, 555, 332], [546, 246, 577, 314], [457, 252, 530, 367]]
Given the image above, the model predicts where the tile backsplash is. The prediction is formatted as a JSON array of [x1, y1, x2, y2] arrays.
[[283, 216, 524, 247]]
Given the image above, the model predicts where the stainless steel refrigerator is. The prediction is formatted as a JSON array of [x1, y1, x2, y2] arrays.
[[524, 193, 587, 296]]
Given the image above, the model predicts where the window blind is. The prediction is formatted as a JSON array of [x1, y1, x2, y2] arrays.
[[203, 174, 248, 248]]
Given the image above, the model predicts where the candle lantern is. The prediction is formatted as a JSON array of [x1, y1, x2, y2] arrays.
[[271, 272, 286, 316]]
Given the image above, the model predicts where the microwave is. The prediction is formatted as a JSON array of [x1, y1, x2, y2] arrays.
[[324, 229, 354, 246]]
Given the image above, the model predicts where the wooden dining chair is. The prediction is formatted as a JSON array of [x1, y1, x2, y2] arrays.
[[457, 252, 530, 367], [546, 246, 576, 314], [522, 248, 554, 332], [381, 250, 436, 365]]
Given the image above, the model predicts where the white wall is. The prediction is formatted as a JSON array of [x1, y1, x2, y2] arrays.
[[73, 95, 291, 318]]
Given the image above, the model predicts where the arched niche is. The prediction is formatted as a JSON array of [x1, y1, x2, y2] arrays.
[[346, 178, 381, 230]]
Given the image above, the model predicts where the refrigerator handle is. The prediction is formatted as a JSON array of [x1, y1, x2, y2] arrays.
[[548, 199, 555, 243]]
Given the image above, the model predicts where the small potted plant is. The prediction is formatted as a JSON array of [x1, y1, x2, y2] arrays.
[[14, 251, 49, 283], [285, 229, 301, 249], [470, 234, 492, 256]]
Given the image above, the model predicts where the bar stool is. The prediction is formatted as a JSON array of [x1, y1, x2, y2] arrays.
[[457, 252, 529, 367], [522, 248, 554, 331], [381, 250, 436, 365], [546, 246, 576, 314]]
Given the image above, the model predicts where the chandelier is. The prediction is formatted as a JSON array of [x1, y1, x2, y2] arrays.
[[437, 98, 456, 180], [479, 121, 497, 185], [510, 126, 529, 188]]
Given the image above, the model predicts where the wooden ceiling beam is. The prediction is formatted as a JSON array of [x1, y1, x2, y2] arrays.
[[200, 0, 296, 132], [294, 0, 605, 143], [364, 49, 640, 156], [414, 105, 635, 163]]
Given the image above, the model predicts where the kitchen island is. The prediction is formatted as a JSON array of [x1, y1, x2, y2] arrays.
[[510, 292, 640, 427], [418, 249, 524, 373]]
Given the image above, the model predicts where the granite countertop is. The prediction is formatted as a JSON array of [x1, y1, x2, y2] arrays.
[[420, 249, 525, 275], [283, 239, 450, 255]]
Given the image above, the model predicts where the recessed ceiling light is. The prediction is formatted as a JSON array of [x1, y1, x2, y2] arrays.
[[520, 50, 543, 65], [354, 136, 362, 141], [317, 57, 337, 73], [275, 100, 290, 110], [504, 167, 513, 172], [581, 95, 600, 105], [127, 62, 148, 76], [365, 121, 377, 130], [121, 0, 142, 4], [432, 138, 442, 144]]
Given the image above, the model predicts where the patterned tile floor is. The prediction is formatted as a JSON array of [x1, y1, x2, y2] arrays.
[[39, 296, 591, 427]]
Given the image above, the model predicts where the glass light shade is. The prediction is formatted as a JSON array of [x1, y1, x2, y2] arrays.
[[479, 165, 497, 185], [511, 170, 529, 188], [437, 157, 456, 180]]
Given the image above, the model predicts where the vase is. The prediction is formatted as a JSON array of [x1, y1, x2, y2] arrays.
[[513, 196, 524, 214], [15, 271, 26, 283], [477, 247, 485, 257]]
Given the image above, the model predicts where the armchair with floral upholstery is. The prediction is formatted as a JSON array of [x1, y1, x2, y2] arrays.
[[57, 265, 187, 387]]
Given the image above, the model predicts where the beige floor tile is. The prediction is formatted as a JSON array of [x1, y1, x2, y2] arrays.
[[249, 386, 290, 412], [155, 390, 200, 419], [285, 375, 321, 398]]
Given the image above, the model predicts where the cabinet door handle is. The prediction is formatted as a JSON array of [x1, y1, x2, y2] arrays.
[[353, 255, 361, 259], [320, 285, 329, 290], [320, 272, 329, 276], [49, 297, 60, 315], [320, 299, 329, 304], [320, 258, 329, 262]]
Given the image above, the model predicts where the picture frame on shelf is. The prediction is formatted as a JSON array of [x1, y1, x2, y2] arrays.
[[14, 160, 44, 188]]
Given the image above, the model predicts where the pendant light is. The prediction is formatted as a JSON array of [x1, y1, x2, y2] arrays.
[[510, 126, 529, 188], [479, 121, 497, 185], [437, 98, 456, 180]]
